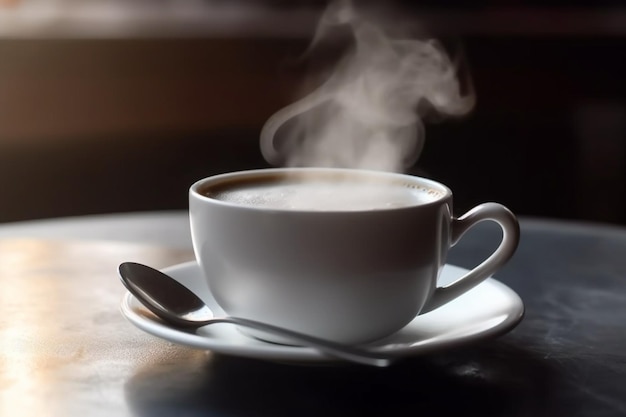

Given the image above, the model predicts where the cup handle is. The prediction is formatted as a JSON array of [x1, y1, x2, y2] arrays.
[[421, 202, 520, 314]]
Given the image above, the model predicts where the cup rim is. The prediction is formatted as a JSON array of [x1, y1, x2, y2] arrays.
[[190, 167, 452, 213]]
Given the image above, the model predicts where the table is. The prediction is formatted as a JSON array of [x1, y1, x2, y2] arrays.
[[1, 211, 626, 416]]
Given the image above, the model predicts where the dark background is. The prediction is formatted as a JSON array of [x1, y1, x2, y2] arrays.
[[0, 2, 624, 225]]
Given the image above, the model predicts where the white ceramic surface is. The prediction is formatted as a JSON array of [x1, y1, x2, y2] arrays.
[[120, 261, 524, 363], [189, 168, 519, 344]]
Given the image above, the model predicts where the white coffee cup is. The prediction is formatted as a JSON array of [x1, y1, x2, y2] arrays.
[[190, 168, 519, 345]]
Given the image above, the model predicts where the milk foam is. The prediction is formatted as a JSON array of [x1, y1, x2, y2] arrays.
[[210, 180, 438, 211]]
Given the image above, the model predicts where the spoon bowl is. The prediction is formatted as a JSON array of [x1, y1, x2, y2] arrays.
[[118, 262, 393, 367]]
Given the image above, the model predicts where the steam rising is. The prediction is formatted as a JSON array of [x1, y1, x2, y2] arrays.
[[261, 0, 475, 172]]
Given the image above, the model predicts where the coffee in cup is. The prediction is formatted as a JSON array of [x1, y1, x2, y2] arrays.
[[204, 173, 440, 211], [190, 168, 519, 345]]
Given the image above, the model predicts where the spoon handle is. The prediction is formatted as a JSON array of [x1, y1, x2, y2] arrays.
[[212, 317, 392, 367]]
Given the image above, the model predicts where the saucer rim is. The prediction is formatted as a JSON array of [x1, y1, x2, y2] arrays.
[[120, 261, 524, 362]]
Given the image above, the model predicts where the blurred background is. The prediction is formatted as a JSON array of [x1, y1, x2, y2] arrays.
[[0, 0, 624, 225]]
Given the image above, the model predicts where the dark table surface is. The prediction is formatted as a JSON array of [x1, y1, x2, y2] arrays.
[[0, 212, 625, 416]]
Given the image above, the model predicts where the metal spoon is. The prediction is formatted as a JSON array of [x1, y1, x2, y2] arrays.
[[118, 262, 392, 367]]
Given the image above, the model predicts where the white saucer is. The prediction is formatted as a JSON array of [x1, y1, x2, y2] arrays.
[[120, 261, 524, 363]]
